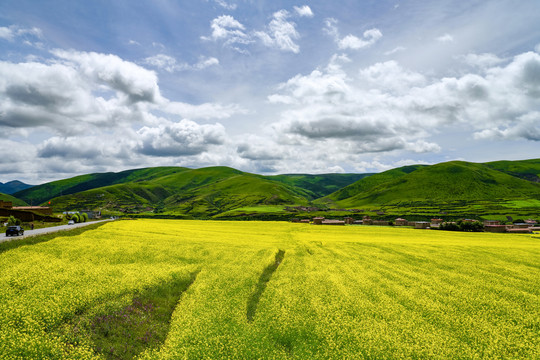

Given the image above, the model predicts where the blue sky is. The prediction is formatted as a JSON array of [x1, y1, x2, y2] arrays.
[[1, 0, 540, 184]]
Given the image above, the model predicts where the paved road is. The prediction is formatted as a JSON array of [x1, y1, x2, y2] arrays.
[[0, 219, 114, 244]]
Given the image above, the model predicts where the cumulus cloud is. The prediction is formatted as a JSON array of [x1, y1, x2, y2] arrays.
[[144, 54, 219, 72], [236, 135, 289, 161], [324, 18, 382, 50], [294, 5, 314, 17], [0, 49, 242, 144], [269, 50, 540, 158], [201, 15, 252, 51], [52, 49, 162, 104], [254, 10, 301, 53], [338, 29, 382, 50], [136, 119, 226, 157], [203, 7, 312, 54]]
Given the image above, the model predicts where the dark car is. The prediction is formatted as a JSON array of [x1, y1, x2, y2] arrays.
[[5, 226, 24, 237]]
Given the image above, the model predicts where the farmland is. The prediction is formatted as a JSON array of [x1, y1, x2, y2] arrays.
[[1, 220, 539, 359]]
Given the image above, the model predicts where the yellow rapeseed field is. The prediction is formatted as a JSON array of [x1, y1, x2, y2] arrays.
[[1, 220, 539, 359]]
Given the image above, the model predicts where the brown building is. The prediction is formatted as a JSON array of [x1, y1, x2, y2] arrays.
[[395, 218, 408, 226], [415, 222, 430, 229], [0, 200, 13, 209], [321, 219, 345, 225], [312, 217, 325, 225], [12, 206, 53, 216], [484, 225, 508, 233]]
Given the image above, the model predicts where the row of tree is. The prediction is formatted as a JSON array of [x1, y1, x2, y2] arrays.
[[69, 212, 88, 223]]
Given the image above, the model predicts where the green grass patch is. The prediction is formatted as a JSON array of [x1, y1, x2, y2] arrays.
[[57, 271, 198, 360]]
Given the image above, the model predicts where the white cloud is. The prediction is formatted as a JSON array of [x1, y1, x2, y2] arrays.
[[144, 54, 219, 72], [436, 33, 454, 43], [384, 46, 406, 55], [163, 101, 244, 120], [294, 5, 314, 17], [324, 18, 382, 51], [0, 25, 43, 42], [269, 50, 540, 159], [254, 10, 301, 53], [52, 49, 162, 104], [201, 15, 251, 50], [0, 27, 14, 41], [214, 0, 237, 10], [460, 53, 505, 68], [144, 54, 178, 72], [137, 119, 226, 157], [0, 49, 241, 145], [339, 29, 382, 50]]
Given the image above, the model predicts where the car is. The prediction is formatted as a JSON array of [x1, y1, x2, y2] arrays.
[[68, 220, 75, 225], [5, 225, 24, 237]]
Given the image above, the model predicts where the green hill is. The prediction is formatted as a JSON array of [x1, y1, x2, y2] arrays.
[[46, 167, 312, 216], [265, 173, 372, 199], [10, 159, 540, 219], [14, 167, 186, 205], [321, 161, 540, 218], [321, 165, 426, 204], [484, 159, 540, 183], [0, 192, 28, 207]]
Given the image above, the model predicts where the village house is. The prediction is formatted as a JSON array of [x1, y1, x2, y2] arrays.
[[395, 218, 408, 226], [415, 221, 430, 229], [321, 219, 345, 225], [12, 206, 53, 216], [430, 218, 444, 229]]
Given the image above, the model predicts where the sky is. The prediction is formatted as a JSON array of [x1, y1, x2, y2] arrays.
[[1, 0, 540, 184]]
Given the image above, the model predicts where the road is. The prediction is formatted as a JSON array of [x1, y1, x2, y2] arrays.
[[0, 219, 114, 244]]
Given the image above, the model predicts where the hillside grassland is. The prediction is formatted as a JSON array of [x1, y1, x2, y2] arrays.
[[1, 220, 539, 359]]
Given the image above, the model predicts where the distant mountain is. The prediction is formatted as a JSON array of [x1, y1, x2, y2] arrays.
[[321, 160, 540, 209], [0, 180, 33, 195], [265, 173, 372, 199], [10, 159, 540, 219], [0, 192, 28, 206]]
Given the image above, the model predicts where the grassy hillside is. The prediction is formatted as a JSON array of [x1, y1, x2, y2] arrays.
[[0, 192, 28, 206], [14, 167, 186, 205], [323, 161, 540, 218], [265, 173, 371, 199], [11, 159, 540, 219], [48, 167, 311, 216], [320, 165, 426, 204], [484, 158, 540, 182]]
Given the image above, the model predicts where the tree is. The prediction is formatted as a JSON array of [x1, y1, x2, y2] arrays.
[[81, 213, 89, 222], [70, 213, 80, 223]]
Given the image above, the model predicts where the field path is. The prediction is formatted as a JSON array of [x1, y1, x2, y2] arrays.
[[0, 218, 114, 244]]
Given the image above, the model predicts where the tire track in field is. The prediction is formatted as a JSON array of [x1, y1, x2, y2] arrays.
[[247, 249, 285, 323]]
